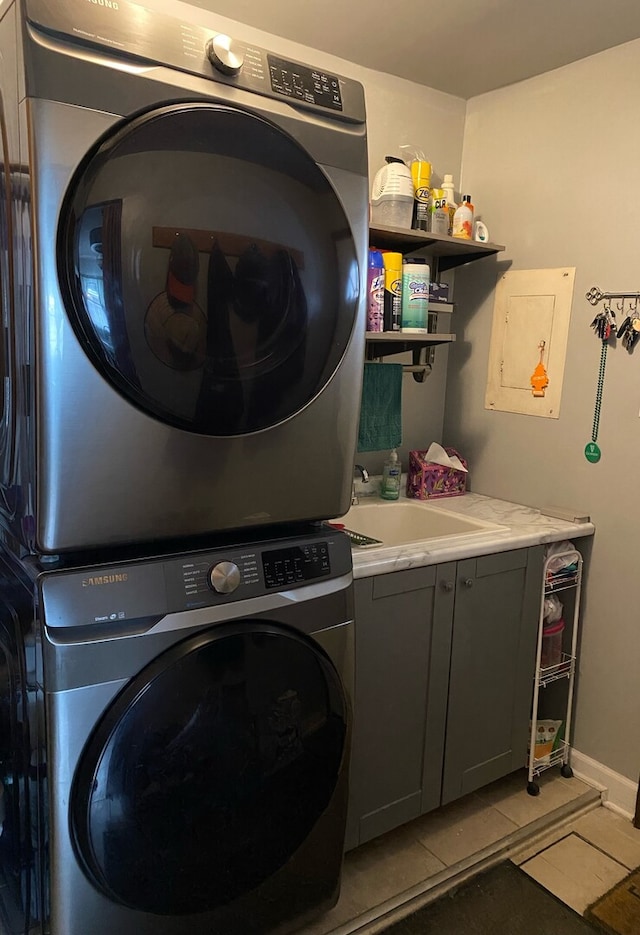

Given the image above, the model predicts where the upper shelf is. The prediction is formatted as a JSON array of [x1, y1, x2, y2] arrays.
[[369, 224, 505, 271]]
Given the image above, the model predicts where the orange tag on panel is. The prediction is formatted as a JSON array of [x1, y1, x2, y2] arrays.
[[530, 361, 549, 397]]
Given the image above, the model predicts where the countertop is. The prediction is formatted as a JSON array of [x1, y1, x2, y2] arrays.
[[348, 487, 595, 579]]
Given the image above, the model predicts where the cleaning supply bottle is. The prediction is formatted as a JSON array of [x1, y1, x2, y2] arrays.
[[400, 145, 431, 231], [381, 251, 403, 331], [410, 159, 432, 231], [442, 173, 457, 235], [401, 257, 430, 332], [380, 448, 401, 500], [429, 188, 449, 235], [452, 194, 474, 240], [366, 249, 385, 331]]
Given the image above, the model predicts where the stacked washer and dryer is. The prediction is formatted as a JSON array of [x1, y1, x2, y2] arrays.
[[0, 0, 368, 932]]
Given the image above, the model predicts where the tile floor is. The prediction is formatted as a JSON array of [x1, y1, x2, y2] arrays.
[[5, 768, 638, 935], [299, 767, 640, 935]]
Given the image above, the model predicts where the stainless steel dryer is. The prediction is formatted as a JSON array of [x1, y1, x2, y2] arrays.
[[0, 525, 354, 935], [0, 0, 368, 556]]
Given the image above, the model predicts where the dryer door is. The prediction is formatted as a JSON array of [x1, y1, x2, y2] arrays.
[[70, 622, 349, 915], [58, 103, 360, 436]]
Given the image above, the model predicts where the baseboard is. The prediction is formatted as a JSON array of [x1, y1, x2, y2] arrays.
[[571, 748, 638, 821]]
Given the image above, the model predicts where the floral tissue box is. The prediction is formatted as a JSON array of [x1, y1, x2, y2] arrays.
[[406, 447, 468, 500]]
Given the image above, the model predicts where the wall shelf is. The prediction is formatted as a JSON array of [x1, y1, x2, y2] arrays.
[[365, 225, 503, 380], [365, 332, 455, 383], [369, 224, 505, 271], [365, 332, 455, 357]]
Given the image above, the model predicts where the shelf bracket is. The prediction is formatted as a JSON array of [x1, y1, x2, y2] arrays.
[[365, 342, 434, 382], [411, 346, 434, 382]]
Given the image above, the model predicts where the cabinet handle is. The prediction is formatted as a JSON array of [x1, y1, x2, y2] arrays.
[[441, 581, 454, 592], [463, 578, 474, 588]]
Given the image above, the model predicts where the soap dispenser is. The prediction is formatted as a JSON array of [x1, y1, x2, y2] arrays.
[[380, 448, 401, 500]]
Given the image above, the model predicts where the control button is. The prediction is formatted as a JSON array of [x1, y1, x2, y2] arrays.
[[206, 34, 244, 76], [209, 561, 241, 594]]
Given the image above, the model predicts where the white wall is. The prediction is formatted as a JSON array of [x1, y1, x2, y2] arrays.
[[444, 39, 640, 782]]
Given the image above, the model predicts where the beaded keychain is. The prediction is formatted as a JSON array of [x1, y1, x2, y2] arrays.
[[586, 303, 615, 463]]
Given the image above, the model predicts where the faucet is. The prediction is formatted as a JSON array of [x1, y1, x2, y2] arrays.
[[352, 464, 369, 505]]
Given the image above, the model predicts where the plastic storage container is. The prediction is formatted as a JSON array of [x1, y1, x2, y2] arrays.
[[540, 619, 565, 668], [371, 157, 414, 229], [401, 258, 430, 332]]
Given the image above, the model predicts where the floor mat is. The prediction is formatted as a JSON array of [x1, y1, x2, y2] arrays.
[[585, 867, 640, 935], [381, 861, 601, 934]]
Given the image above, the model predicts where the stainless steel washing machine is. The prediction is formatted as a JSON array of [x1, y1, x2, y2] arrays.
[[0, 524, 354, 935], [0, 0, 368, 556]]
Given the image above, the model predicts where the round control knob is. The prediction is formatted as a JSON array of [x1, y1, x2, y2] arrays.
[[209, 561, 241, 594], [206, 34, 244, 76]]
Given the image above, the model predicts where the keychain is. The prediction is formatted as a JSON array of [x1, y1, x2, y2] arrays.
[[586, 303, 615, 463], [617, 298, 640, 352]]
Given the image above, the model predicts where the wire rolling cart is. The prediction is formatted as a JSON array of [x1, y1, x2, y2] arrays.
[[527, 547, 583, 796]]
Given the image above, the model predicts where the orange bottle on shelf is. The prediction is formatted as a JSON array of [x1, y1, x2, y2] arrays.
[[452, 194, 475, 240]]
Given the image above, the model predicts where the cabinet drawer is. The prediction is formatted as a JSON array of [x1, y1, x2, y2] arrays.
[[372, 566, 437, 599], [475, 548, 529, 577]]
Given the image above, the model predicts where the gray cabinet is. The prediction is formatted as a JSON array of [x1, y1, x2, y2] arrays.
[[347, 545, 543, 850], [346, 563, 455, 850], [441, 547, 544, 805]]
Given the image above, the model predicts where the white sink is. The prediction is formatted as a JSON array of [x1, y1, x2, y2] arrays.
[[336, 499, 506, 548]]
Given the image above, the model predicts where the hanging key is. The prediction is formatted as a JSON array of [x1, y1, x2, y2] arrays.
[[617, 315, 632, 341], [591, 308, 615, 340], [623, 318, 640, 351]]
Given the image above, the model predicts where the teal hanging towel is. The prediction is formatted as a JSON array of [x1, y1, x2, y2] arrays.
[[357, 362, 403, 453]]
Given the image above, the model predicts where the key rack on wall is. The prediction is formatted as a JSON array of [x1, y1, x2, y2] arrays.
[[586, 286, 640, 307], [587, 285, 640, 352], [584, 285, 640, 464]]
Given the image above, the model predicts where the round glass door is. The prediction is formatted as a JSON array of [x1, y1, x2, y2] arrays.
[[58, 103, 360, 435], [70, 624, 349, 915]]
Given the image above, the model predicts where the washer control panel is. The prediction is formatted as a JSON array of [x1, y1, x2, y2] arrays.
[[206, 35, 245, 76], [39, 529, 352, 629], [209, 560, 242, 593], [262, 542, 330, 589], [171, 531, 348, 608]]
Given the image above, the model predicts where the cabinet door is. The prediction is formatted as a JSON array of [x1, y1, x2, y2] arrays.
[[346, 564, 455, 849], [441, 546, 544, 805]]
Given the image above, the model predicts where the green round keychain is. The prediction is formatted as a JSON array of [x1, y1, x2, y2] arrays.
[[585, 336, 607, 464]]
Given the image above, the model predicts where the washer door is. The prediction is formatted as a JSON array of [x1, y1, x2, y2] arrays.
[[70, 624, 349, 915], [57, 103, 360, 435]]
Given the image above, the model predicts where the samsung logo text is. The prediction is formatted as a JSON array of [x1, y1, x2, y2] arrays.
[[86, 0, 120, 9], [82, 573, 129, 587]]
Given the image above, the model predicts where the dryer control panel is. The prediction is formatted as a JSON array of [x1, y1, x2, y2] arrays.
[[25, 0, 365, 123]]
